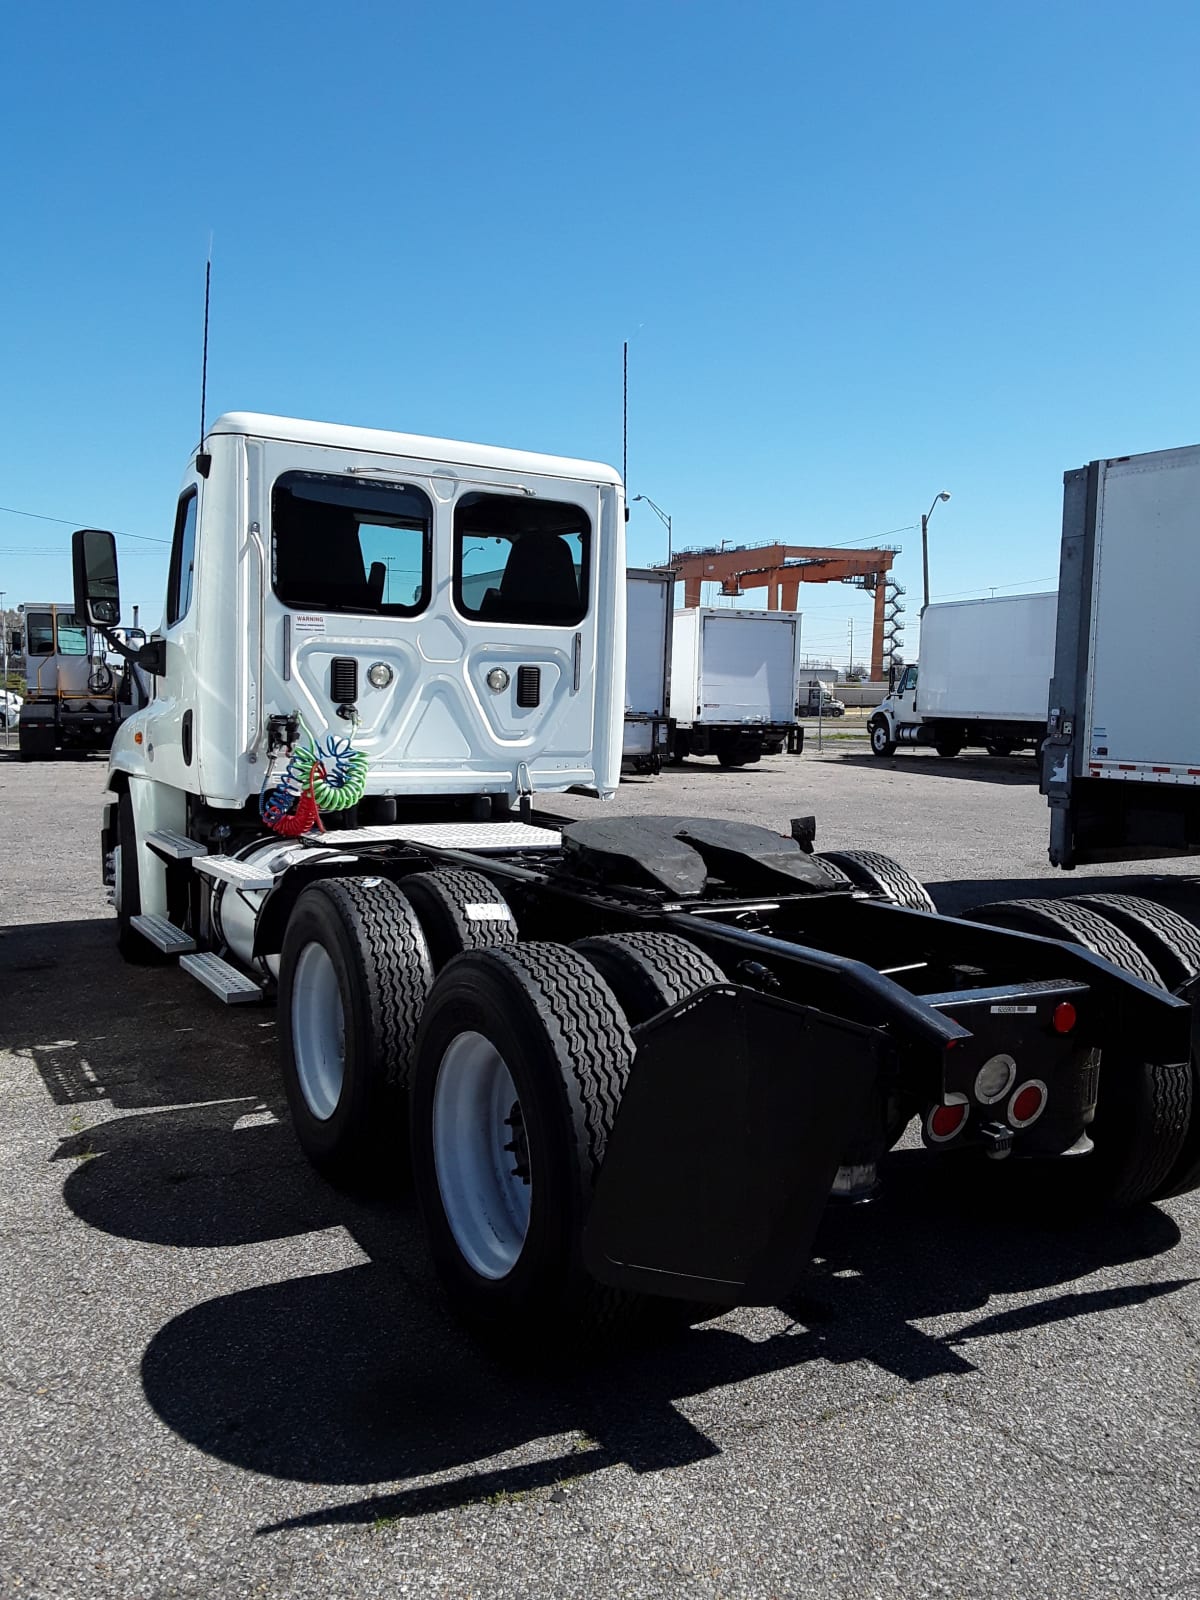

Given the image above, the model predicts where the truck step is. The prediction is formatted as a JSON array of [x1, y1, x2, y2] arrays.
[[146, 829, 209, 861], [192, 855, 280, 890], [178, 952, 264, 1004], [130, 914, 196, 954]]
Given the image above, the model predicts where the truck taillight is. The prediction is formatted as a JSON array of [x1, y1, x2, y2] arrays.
[[1052, 1002, 1077, 1034]]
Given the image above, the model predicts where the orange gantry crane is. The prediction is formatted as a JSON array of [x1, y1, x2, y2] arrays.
[[653, 543, 903, 680]]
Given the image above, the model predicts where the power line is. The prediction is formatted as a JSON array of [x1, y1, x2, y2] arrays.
[[929, 577, 1057, 601], [0, 504, 170, 545]]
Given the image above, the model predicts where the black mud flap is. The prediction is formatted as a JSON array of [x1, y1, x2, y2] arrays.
[[583, 985, 885, 1305]]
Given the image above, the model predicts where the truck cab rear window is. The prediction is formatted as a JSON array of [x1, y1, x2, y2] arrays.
[[454, 492, 589, 626], [272, 472, 433, 618]]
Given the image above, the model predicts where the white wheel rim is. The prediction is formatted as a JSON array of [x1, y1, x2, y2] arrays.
[[432, 1030, 531, 1280], [872, 726, 887, 752], [291, 942, 346, 1121]]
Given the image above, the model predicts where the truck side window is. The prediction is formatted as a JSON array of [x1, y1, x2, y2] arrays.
[[166, 491, 199, 626], [900, 666, 918, 693], [26, 612, 54, 654], [454, 493, 589, 626], [272, 472, 432, 617]]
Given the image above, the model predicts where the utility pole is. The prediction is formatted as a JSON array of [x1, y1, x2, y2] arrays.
[[848, 617, 854, 676], [1, 589, 8, 747]]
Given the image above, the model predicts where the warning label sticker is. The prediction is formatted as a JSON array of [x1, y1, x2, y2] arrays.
[[294, 614, 326, 634]]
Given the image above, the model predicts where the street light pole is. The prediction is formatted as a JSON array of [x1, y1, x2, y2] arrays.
[[631, 494, 673, 565], [920, 490, 952, 611]]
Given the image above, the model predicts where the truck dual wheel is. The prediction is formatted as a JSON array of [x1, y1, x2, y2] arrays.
[[964, 895, 1192, 1208], [114, 792, 170, 966], [571, 931, 726, 1025], [815, 848, 937, 913], [399, 869, 517, 971], [869, 720, 897, 758], [934, 741, 962, 759], [278, 877, 433, 1185], [410, 942, 645, 1344], [985, 740, 1015, 757], [1063, 894, 1200, 1201]]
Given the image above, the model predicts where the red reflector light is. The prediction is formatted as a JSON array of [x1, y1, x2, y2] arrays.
[[1052, 1002, 1077, 1034], [1008, 1080, 1047, 1128], [927, 1099, 969, 1142]]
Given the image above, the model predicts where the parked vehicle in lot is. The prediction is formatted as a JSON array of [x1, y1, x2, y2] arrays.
[[1, 688, 22, 728], [15, 601, 140, 758], [670, 606, 803, 765], [71, 410, 1200, 1347], [1044, 442, 1200, 869], [870, 591, 1057, 758], [622, 567, 673, 774], [800, 678, 845, 717]]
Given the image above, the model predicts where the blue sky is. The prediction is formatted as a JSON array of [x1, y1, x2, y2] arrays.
[[2, 0, 1197, 668]]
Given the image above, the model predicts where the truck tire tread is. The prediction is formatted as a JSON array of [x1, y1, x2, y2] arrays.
[[1067, 895, 1200, 992], [572, 931, 726, 1026], [965, 897, 1163, 987], [816, 848, 937, 912], [399, 868, 517, 971], [411, 941, 647, 1344], [278, 876, 433, 1183]]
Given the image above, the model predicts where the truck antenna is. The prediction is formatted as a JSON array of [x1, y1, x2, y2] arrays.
[[622, 339, 628, 489], [197, 239, 213, 477]]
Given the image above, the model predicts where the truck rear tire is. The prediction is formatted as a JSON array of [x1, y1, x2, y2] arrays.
[[815, 849, 937, 912], [399, 869, 517, 972], [410, 941, 645, 1345], [964, 897, 1163, 986], [1063, 894, 1200, 1199], [964, 895, 1191, 1208], [278, 877, 433, 1185], [114, 792, 169, 966], [572, 931, 726, 1025], [1065, 894, 1200, 993], [985, 740, 1015, 757], [934, 742, 962, 759], [869, 720, 897, 758]]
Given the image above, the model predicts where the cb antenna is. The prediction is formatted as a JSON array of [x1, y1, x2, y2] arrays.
[[197, 237, 213, 477]]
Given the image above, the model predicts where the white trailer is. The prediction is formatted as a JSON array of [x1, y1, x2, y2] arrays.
[[669, 607, 803, 765], [1043, 442, 1200, 868], [870, 592, 1057, 758], [622, 567, 673, 774]]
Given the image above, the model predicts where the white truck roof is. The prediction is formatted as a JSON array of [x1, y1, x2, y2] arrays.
[[205, 413, 624, 487]]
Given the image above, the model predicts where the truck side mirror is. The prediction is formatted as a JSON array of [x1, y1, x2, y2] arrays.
[[888, 665, 896, 692], [9, 630, 19, 656], [72, 528, 121, 628]]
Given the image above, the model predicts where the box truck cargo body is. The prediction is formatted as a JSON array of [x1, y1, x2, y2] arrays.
[[1043, 443, 1200, 867], [870, 592, 1056, 758], [670, 607, 802, 765], [623, 568, 673, 773]]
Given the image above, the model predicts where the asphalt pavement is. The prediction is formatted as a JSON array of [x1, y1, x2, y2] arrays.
[[3, 745, 1200, 1599]]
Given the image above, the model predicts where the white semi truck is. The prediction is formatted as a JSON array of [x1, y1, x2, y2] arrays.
[[1043, 442, 1200, 869], [869, 591, 1058, 759], [669, 606, 804, 765], [71, 410, 1199, 1346], [622, 567, 673, 774]]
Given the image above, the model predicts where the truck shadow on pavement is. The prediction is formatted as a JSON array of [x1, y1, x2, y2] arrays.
[[53, 1094, 1191, 1530], [834, 752, 1040, 785], [16, 917, 1196, 1529]]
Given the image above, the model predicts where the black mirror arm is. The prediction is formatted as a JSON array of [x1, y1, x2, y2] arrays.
[[94, 625, 166, 676]]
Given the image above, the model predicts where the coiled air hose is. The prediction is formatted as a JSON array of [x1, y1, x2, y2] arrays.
[[260, 723, 370, 837]]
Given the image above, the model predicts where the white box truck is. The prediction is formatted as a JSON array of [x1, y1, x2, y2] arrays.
[[869, 591, 1057, 759], [1043, 443, 1200, 868], [670, 606, 803, 765], [622, 567, 673, 774]]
